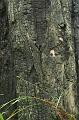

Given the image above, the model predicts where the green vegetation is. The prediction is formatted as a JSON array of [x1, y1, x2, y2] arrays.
[[0, 113, 4, 120], [0, 96, 76, 120]]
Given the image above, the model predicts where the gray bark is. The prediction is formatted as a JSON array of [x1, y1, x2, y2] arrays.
[[0, 0, 17, 119], [71, 0, 79, 119], [0, 0, 78, 120]]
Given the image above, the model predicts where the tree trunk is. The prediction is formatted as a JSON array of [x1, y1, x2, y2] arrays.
[[0, 0, 17, 119], [71, 0, 79, 119], [0, 0, 78, 120]]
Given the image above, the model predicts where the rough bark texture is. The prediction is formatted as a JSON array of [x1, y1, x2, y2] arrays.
[[71, 0, 79, 119], [0, 0, 16, 119], [0, 0, 13, 108], [0, 0, 78, 120]]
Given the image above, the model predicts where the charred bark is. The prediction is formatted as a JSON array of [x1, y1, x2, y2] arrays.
[[0, 0, 17, 119]]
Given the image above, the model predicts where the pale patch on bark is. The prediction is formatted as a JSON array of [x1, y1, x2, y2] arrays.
[[8, 0, 14, 23], [67, 82, 77, 114], [59, 37, 63, 42], [50, 49, 55, 57]]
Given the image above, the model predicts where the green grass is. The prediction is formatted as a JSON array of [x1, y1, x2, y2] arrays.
[[0, 96, 76, 120]]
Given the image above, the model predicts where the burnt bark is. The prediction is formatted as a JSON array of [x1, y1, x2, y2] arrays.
[[0, 0, 17, 119]]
